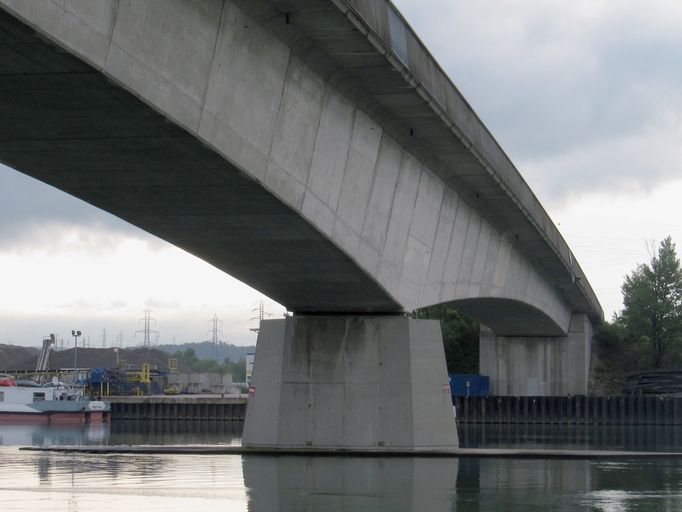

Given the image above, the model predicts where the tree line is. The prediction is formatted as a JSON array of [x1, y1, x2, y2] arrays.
[[593, 236, 682, 392], [169, 348, 246, 382]]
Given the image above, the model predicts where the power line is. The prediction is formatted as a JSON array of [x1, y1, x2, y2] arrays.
[[136, 309, 159, 347], [208, 314, 223, 360], [250, 301, 272, 333]]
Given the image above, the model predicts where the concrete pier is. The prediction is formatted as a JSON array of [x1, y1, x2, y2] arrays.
[[243, 316, 458, 452], [479, 314, 593, 396]]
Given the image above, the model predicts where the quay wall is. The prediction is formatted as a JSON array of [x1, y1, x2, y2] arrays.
[[106, 395, 682, 425], [108, 396, 247, 421], [456, 395, 682, 425]]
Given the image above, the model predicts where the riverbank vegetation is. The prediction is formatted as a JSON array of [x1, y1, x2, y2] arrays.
[[169, 348, 246, 382], [592, 236, 682, 393]]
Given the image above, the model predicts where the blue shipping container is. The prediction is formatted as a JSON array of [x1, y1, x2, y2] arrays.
[[89, 367, 107, 385], [449, 374, 490, 397]]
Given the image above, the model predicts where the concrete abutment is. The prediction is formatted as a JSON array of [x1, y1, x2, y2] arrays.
[[243, 316, 458, 452]]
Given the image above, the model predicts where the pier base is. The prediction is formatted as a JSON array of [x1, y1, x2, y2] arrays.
[[243, 316, 458, 451]]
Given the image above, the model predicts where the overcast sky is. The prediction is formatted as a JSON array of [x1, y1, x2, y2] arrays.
[[2, 1, 681, 347]]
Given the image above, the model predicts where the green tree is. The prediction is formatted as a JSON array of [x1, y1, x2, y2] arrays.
[[414, 305, 479, 373], [173, 348, 200, 368], [591, 318, 649, 393], [171, 348, 246, 382], [620, 236, 682, 368], [224, 358, 246, 382]]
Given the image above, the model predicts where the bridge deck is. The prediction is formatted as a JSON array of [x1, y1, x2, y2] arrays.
[[0, 0, 602, 325], [0, 8, 401, 313], [241, 0, 602, 322]]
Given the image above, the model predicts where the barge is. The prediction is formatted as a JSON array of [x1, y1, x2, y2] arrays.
[[0, 375, 110, 424]]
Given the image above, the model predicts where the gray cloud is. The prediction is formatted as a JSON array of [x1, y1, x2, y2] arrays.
[[6, 2, 680, 212], [393, 0, 682, 202], [0, 163, 163, 252], [0, 307, 264, 348]]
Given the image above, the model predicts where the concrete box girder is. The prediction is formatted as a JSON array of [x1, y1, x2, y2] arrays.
[[0, 0, 600, 336]]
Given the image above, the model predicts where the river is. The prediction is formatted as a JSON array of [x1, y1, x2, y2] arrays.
[[2, 421, 682, 511]]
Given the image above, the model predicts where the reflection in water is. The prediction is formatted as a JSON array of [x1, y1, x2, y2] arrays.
[[472, 458, 592, 510], [0, 420, 242, 447], [8, 421, 680, 452], [2, 423, 682, 510], [3, 448, 682, 511], [0, 423, 110, 446], [459, 423, 682, 452], [456, 457, 682, 511], [0, 448, 246, 512], [0, 446, 682, 511], [109, 419, 243, 445], [243, 456, 458, 512]]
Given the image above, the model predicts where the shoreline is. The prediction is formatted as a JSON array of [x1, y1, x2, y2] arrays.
[[20, 444, 682, 459]]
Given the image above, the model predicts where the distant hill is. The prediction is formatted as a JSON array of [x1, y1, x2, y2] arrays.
[[8, 347, 193, 372], [157, 341, 255, 362], [0, 344, 39, 371], [0, 342, 254, 372]]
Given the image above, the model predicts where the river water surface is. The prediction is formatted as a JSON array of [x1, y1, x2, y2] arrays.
[[2, 421, 682, 511]]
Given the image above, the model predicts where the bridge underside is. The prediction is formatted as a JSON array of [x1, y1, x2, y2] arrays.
[[445, 298, 566, 337], [0, 9, 400, 314], [0, 6, 576, 335]]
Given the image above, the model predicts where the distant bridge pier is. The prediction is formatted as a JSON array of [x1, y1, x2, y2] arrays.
[[243, 316, 458, 452], [479, 314, 593, 396]]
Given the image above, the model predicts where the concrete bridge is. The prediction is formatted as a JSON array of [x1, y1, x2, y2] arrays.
[[0, 0, 602, 451]]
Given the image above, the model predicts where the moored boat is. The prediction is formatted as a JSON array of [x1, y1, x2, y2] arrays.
[[0, 374, 110, 424]]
